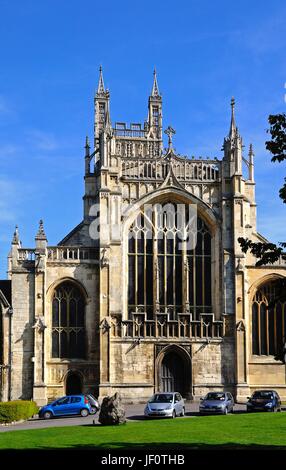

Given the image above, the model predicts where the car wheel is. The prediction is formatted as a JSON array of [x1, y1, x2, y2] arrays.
[[43, 411, 52, 420], [90, 406, 97, 415], [181, 407, 185, 417], [172, 410, 176, 419], [80, 408, 89, 417], [223, 407, 228, 415]]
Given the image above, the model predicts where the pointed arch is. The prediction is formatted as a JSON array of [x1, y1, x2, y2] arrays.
[[65, 369, 84, 395], [125, 190, 214, 320], [250, 275, 286, 357], [50, 280, 87, 359], [155, 344, 192, 398]]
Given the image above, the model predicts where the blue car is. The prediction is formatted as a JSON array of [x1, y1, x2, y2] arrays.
[[246, 390, 282, 413], [39, 395, 92, 419]]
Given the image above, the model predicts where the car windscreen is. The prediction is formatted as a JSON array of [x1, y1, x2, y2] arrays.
[[252, 391, 273, 399], [149, 394, 173, 403], [205, 393, 225, 401]]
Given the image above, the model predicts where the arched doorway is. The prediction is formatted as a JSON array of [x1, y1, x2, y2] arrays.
[[158, 347, 192, 398], [66, 372, 82, 395]]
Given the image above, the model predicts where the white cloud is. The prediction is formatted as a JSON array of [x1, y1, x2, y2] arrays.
[[26, 129, 59, 151], [0, 179, 18, 222], [0, 95, 10, 115], [0, 144, 19, 158]]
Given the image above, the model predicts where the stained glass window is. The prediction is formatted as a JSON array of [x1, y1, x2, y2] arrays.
[[52, 282, 85, 359]]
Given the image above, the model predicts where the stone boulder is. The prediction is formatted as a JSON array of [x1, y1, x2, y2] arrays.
[[98, 392, 126, 425]]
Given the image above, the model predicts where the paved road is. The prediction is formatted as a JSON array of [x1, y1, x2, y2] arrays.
[[0, 402, 248, 433]]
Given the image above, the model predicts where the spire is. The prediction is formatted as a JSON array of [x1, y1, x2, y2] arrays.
[[97, 65, 105, 95], [151, 68, 160, 97], [223, 97, 243, 176], [36, 219, 47, 240], [85, 135, 90, 155], [12, 225, 19, 244], [85, 136, 91, 174], [229, 97, 237, 138], [248, 143, 254, 159], [248, 143, 255, 181]]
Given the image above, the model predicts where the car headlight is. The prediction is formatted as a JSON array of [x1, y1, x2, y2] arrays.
[[166, 405, 173, 410], [265, 402, 273, 407]]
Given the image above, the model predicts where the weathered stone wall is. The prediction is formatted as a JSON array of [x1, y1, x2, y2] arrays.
[[192, 338, 235, 397], [10, 271, 35, 400], [44, 263, 100, 399], [108, 341, 154, 402]]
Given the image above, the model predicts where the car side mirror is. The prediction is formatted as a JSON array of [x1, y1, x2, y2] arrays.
[[200, 398, 203, 401], [247, 397, 250, 400]]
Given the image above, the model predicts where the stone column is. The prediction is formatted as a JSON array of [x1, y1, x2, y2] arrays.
[[32, 221, 47, 405], [234, 255, 250, 401], [98, 191, 111, 399]]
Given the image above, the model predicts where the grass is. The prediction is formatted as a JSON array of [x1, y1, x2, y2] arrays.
[[1, 413, 286, 450]]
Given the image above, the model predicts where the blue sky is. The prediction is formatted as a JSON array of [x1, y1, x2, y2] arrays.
[[0, 0, 285, 278]]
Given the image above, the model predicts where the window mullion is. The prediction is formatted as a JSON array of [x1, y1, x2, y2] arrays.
[[202, 234, 205, 312], [266, 301, 269, 355], [258, 302, 261, 355], [274, 304, 277, 355], [135, 234, 138, 309], [173, 233, 176, 312]]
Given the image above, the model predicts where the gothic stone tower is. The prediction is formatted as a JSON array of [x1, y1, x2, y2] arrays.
[[1, 69, 286, 405]]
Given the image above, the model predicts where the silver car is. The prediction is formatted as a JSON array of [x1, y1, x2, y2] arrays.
[[86, 394, 100, 415], [199, 392, 234, 415], [144, 392, 185, 418]]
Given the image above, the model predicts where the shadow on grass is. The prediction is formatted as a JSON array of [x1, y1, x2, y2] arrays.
[[126, 409, 249, 420], [1, 442, 286, 452]]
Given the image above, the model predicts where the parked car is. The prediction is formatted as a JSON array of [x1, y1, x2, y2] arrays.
[[86, 394, 100, 415], [39, 395, 92, 419], [246, 390, 281, 413], [144, 392, 185, 418], [199, 392, 234, 415]]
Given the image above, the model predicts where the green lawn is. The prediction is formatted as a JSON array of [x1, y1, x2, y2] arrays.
[[1, 413, 286, 450]]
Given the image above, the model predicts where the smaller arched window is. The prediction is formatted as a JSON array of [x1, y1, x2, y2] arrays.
[[252, 280, 286, 357], [52, 282, 85, 359]]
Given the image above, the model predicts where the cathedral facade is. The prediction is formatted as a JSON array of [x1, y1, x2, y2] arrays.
[[1, 70, 286, 405]]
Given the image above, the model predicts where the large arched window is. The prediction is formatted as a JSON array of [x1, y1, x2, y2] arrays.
[[128, 202, 212, 319], [52, 282, 85, 359], [252, 280, 286, 356]]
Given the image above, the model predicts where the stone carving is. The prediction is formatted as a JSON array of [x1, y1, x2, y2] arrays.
[[164, 126, 176, 149], [101, 248, 109, 268], [35, 253, 45, 272], [99, 317, 111, 332], [32, 316, 46, 333], [98, 392, 126, 425], [236, 320, 246, 332], [236, 258, 244, 272]]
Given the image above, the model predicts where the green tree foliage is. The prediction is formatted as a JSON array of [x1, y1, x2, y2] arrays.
[[239, 113, 286, 265], [238, 113, 286, 362], [266, 113, 286, 202]]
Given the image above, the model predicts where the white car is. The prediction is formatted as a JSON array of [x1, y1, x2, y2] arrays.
[[144, 392, 185, 418]]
